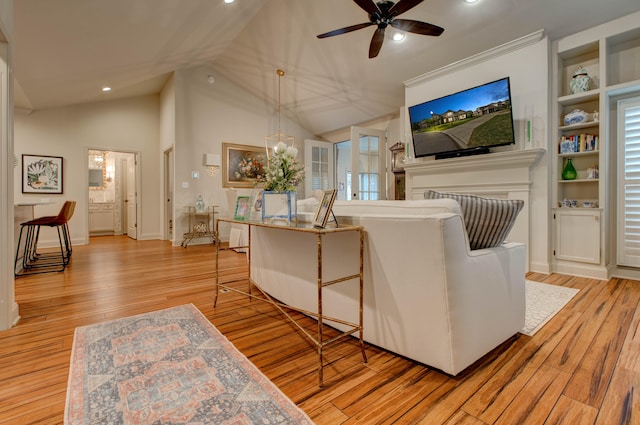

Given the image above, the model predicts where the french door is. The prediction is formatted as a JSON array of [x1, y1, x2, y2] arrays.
[[349, 126, 386, 200]]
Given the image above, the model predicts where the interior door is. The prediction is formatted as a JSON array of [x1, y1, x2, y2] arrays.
[[350, 126, 387, 200], [126, 155, 137, 239], [304, 139, 334, 195]]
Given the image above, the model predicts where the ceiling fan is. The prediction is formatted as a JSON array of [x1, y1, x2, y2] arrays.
[[317, 0, 444, 58]]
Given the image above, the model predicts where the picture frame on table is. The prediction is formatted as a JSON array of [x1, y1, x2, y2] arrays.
[[313, 189, 338, 228], [234, 196, 251, 221], [222, 142, 267, 188], [22, 154, 64, 194]]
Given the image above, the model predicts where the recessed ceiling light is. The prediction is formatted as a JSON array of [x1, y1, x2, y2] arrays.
[[101, 86, 111, 93], [392, 31, 405, 42], [224, 0, 234, 3], [464, 0, 479, 3]]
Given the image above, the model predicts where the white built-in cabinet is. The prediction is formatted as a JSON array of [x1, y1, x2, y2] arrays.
[[553, 208, 601, 264], [89, 202, 114, 235], [551, 16, 640, 279]]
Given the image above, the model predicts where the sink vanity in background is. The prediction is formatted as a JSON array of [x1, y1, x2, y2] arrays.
[[89, 202, 114, 235]]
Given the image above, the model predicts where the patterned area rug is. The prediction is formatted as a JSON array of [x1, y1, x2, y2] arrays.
[[521, 280, 579, 336], [65, 304, 313, 425]]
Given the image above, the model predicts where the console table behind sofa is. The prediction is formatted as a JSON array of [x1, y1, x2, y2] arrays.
[[254, 199, 526, 376]]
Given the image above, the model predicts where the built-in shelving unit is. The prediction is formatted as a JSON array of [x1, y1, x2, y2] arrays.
[[551, 15, 640, 279]]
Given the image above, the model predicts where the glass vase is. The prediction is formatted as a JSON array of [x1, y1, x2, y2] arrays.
[[562, 158, 577, 180], [261, 191, 297, 223]]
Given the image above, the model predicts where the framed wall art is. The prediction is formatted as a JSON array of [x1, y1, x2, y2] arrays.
[[22, 154, 64, 194], [222, 143, 267, 188], [313, 189, 338, 228]]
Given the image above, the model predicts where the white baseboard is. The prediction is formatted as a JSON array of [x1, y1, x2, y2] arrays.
[[552, 262, 608, 280]]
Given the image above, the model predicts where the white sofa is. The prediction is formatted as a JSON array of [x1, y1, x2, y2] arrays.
[[250, 199, 525, 375]]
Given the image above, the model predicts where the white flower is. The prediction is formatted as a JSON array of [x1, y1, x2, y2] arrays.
[[258, 143, 305, 192]]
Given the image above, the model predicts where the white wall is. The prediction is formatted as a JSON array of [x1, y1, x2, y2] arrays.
[[14, 95, 161, 245], [171, 66, 315, 244], [404, 32, 550, 273]]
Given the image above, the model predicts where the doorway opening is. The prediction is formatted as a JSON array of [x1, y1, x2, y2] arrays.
[[87, 149, 139, 240]]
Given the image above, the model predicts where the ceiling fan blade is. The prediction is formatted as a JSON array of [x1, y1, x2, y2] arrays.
[[390, 19, 444, 36], [369, 27, 386, 58], [317, 22, 374, 38], [353, 0, 381, 16], [388, 0, 424, 17]]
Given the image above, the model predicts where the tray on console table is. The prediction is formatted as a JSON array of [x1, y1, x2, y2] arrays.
[[214, 217, 367, 386]]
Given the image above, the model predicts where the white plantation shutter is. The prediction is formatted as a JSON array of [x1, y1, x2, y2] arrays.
[[304, 139, 334, 196], [618, 97, 640, 267]]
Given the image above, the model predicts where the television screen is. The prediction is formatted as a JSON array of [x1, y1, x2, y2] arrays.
[[408, 77, 516, 159]]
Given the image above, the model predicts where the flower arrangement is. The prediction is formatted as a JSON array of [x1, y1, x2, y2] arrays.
[[259, 142, 305, 192], [234, 152, 265, 180]]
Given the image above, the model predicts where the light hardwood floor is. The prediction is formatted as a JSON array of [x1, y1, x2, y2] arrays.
[[1, 236, 639, 424]]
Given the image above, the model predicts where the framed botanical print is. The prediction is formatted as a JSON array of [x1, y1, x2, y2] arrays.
[[22, 154, 64, 194], [222, 143, 267, 188]]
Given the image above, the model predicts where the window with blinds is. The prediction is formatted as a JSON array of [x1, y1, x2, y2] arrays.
[[304, 139, 334, 196], [618, 97, 640, 267]]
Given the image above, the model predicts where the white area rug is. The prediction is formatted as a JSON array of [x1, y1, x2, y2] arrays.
[[521, 280, 579, 336]]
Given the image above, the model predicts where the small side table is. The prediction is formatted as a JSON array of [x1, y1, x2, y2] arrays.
[[181, 205, 217, 247]]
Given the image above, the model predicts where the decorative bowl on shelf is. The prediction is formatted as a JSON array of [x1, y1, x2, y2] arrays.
[[563, 109, 592, 126]]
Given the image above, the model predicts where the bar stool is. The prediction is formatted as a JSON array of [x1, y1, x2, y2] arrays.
[[15, 201, 76, 276]]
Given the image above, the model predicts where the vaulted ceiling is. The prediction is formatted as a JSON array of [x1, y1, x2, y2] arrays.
[[13, 0, 640, 136]]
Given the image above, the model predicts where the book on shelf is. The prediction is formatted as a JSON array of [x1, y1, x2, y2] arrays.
[[559, 133, 598, 154]]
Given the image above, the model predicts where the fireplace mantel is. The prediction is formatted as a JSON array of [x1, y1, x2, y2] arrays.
[[404, 148, 545, 269], [404, 149, 544, 195]]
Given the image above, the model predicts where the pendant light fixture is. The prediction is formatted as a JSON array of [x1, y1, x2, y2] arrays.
[[264, 69, 295, 160]]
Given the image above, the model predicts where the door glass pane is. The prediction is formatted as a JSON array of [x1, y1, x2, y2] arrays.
[[312, 147, 320, 162], [370, 136, 379, 154], [359, 154, 369, 172], [369, 155, 379, 173], [360, 136, 369, 154]]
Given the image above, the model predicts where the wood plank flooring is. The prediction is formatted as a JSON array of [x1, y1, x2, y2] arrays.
[[1, 236, 639, 424]]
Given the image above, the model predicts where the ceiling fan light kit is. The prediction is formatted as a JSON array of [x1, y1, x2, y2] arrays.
[[317, 0, 444, 58], [393, 31, 405, 41]]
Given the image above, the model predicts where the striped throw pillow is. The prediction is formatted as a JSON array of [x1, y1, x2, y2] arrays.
[[424, 190, 524, 250]]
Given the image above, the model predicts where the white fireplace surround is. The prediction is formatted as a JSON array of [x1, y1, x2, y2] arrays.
[[403, 148, 545, 269]]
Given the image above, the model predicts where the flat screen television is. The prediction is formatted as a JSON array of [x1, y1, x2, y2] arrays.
[[408, 77, 516, 160]]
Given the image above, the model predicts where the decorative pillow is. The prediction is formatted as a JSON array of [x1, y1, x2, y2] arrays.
[[424, 190, 524, 250]]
